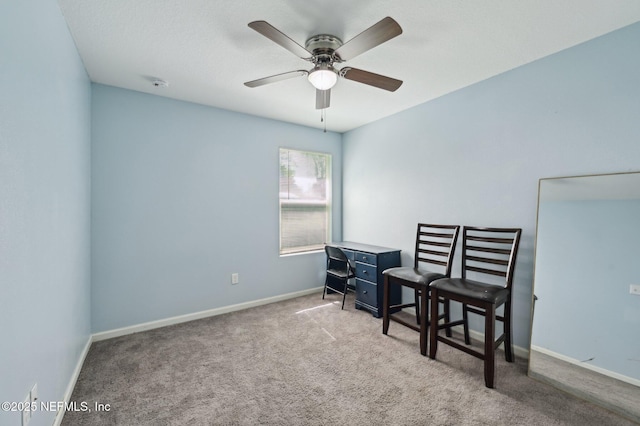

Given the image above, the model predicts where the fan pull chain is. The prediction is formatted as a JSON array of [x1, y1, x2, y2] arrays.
[[321, 109, 327, 133]]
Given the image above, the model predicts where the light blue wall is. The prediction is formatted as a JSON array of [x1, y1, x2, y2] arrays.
[[342, 22, 640, 350], [0, 1, 91, 425], [2, 5, 638, 418], [533, 199, 640, 379], [91, 85, 342, 332]]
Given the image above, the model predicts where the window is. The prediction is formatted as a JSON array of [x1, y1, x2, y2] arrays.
[[279, 148, 331, 255]]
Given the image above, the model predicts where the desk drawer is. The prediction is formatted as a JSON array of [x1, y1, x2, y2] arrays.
[[356, 279, 376, 307], [355, 252, 377, 265], [342, 249, 355, 261], [356, 262, 377, 281]]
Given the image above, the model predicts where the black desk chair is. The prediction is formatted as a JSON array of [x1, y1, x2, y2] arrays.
[[382, 224, 460, 355], [429, 226, 521, 388], [322, 245, 356, 309]]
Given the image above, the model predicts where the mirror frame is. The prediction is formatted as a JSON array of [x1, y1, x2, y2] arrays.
[[528, 170, 640, 424]]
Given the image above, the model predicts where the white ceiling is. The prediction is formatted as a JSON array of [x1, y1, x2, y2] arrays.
[[58, 0, 640, 133]]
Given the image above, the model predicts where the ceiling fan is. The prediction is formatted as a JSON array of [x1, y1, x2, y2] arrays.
[[244, 17, 403, 110]]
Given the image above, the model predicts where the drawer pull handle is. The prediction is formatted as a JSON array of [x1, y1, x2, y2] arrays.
[[363, 270, 369, 274], [363, 256, 368, 261], [363, 290, 368, 294]]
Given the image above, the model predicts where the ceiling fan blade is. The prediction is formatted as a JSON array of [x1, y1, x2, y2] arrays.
[[341, 67, 402, 92], [244, 70, 308, 88], [248, 21, 313, 59], [334, 17, 402, 61], [316, 89, 331, 109]]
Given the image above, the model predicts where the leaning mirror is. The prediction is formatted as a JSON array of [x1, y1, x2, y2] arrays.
[[528, 171, 640, 423]]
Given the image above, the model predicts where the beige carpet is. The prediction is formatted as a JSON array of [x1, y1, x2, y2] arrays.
[[62, 292, 635, 425]]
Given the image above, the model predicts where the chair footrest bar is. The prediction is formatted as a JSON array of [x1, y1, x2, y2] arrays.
[[437, 336, 484, 360], [466, 306, 485, 316], [389, 314, 421, 333], [389, 303, 417, 310], [494, 333, 506, 350], [439, 319, 464, 329]]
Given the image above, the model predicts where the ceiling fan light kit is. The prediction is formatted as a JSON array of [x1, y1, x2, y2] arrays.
[[245, 17, 403, 110], [308, 65, 338, 90]]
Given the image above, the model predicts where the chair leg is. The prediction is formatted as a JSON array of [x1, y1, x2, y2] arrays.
[[428, 288, 439, 359], [503, 299, 514, 362], [419, 286, 429, 356], [382, 276, 390, 335], [341, 279, 348, 310], [462, 303, 471, 345], [443, 298, 452, 337], [322, 276, 328, 300], [484, 303, 496, 388], [414, 289, 421, 325]]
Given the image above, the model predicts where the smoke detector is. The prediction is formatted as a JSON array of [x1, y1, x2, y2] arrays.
[[152, 79, 169, 88]]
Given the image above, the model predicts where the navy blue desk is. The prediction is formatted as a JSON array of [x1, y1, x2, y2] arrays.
[[326, 242, 401, 317]]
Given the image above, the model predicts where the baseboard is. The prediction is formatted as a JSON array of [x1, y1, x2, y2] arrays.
[[529, 347, 640, 423], [93, 287, 323, 342], [53, 335, 93, 426], [55, 288, 322, 423], [531, 345, 640, 387], [402, 307, 530, 359]]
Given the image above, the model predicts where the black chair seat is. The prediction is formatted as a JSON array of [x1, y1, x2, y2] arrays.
[[384, 267, 444, 286], [430, 278, 509, 305], [327, 267, 354, 280]]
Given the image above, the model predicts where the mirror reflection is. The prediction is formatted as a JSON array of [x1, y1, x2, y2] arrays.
[[529, 172, 640, 423]]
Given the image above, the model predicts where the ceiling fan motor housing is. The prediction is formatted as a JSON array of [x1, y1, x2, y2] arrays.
[[305, 34, 343, 63]]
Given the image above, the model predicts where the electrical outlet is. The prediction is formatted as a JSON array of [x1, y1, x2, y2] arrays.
[[630, 284, 640, 296], [231, 273, 239, 285]]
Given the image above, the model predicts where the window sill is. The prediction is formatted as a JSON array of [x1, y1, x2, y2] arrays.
[[279, 249, 324, 258]]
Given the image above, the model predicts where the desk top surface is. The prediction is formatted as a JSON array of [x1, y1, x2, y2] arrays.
[[327, 241, 401, 254]]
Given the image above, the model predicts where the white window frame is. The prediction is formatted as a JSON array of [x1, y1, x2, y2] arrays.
[[279, 148, 332, 255]]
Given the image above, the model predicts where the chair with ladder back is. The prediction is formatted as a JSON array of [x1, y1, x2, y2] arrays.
[[382, 224, 460, 355], [429, 226, 521, 388]]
